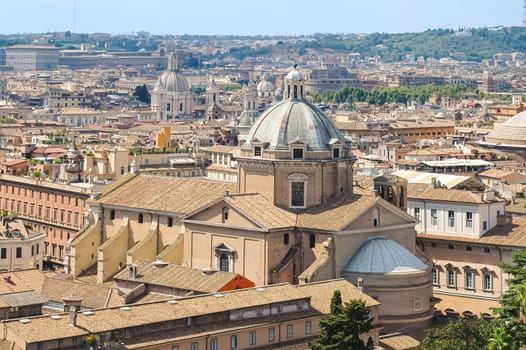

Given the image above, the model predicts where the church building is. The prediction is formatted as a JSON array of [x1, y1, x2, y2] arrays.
[[69, 67, 433, 332]]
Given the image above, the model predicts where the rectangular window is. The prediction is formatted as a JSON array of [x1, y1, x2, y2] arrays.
[[16, 247, 22, 259], [430, 209, 438, 226], [292, 148, 304, 159], [269, 328, 275, 342], [466, 212, 473, 228], [291, 182, 305, 207], [432, 268, 439, 285], [448, 210, 455, 227], [287, 324, 293, 338], [190, 343, 198, 350], [0, 248, 6, 259], [333, 148, 340, 158], [414, 207, 420, 221], [447, 270, 456, 287], [483, 273, 492, 291], [465, 271, 474, 289], [210, 339, 217, 350], [309, 234, 315, 249], [172, 347, 179, 350], [254, 146, 262, 157], [483, 221, 488, 230], [231, 335, 237, 349], [305, 321, 312, 334], [249, 331, 256, 345]]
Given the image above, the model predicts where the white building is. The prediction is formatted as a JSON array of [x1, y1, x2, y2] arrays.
[[407, 184, 505, 237], [0, 218, 46, 271]]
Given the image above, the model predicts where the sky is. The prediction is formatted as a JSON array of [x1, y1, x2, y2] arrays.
[[0, 0, 523, 35]]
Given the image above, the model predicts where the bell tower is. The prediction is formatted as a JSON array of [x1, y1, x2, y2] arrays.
[[373, 175, 407, 211]]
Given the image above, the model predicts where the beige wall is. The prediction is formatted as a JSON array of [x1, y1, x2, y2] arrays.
[[422, 239, 502, 316]]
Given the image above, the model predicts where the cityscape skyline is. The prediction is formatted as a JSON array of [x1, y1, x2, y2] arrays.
[[0, 0, 522, 36]]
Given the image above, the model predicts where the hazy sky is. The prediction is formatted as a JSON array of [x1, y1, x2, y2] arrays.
[[1, 0, 522, 35]]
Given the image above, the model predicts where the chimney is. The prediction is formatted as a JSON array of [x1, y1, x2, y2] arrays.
[[63, 293, 83, 327], [483, 190, 495, 202], [128, 264, 137, 279]]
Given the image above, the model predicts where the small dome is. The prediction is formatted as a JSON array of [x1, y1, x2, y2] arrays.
[[286, 68, 304, 81], [154, 53, 189, 93], [257, 79, 275, 92], [342, 237, 427, 274], [244, 99, 348, 151], [154, 71, 189, 93]]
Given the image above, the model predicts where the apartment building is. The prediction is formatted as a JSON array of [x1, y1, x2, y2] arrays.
[[0, 175, 89, 268]]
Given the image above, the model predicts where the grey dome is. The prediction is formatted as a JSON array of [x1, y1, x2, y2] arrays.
[[257, 79, 275, 92], [244, 99, 349, 151], [154, 71, 189, 93], [485, 110, 526, 144], [154, 53, 189, 93], [342, 237, 427, 274]]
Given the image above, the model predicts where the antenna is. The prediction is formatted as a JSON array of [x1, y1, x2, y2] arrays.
[[73, 0, 77, 33]]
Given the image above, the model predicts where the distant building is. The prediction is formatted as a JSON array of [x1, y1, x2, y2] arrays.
[[6, 45, 60, 72], [151, 53, 193, 121]]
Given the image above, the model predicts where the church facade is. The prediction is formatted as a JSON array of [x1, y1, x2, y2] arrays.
[[69, 68, 433, 332]]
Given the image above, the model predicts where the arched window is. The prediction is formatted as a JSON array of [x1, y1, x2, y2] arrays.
[[293, 85, 298, 99], [284, 233, 289, 245], [219, 254, 229, 272]]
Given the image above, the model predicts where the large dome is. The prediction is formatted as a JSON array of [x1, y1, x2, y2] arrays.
[[244, 99, 348, 151], [342, 237, 427, 274], [484, 110, 526, 146], [154, 53, 189, 93]]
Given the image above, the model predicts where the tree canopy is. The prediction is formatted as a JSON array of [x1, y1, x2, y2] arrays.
[[309, 291, 373, 350], [133, 84, 151, 105]]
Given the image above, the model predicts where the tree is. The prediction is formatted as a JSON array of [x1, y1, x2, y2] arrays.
[[309, 291, 373, 350], [487, 326, 512, 350], [133, 84, 151, 105], [498, 250, 526, 318], [420, 318, 492, 350]]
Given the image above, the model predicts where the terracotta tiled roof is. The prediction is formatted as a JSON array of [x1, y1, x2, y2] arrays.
[[2, 279, 367, 344], [224, 194, 296, 230], [417, 216, 526, 248], [40, 278, 124, 309], [407, 183, 502, 204], [0, 269, 46, 295], [298, 194, 376, 231], [478, 168, 515, 179], [99, 175, 237, 214], [113, 260, 243, 293]]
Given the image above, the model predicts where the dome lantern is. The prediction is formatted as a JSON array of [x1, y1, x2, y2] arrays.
[[284, 64, 305, 100]]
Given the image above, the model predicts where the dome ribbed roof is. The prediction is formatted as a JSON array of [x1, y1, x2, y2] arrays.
[[154, 53, 189, 93], [244, 99, 348, 151], [154, 71, 189, 93], [342, 237, 427, 274], [485, 111, 526, 144]]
